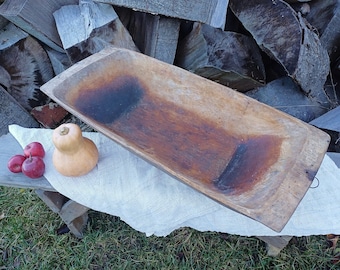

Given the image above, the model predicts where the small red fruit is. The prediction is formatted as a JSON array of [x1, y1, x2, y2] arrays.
[[7, 154, 27, 173], [22, 155, 45, 179], [24, 142, 45, 158]]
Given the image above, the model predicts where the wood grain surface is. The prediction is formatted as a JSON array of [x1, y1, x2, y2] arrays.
[[41, 47, 330, 232]]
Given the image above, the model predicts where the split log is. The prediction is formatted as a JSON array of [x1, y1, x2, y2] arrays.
[[327, 152, 340, 167], [246, 77, 328, 122], [229, 0, 331, 106], [0, 21, 30, 50], [284, 0, 312, 3], [54, 0, 138, 63], [319, 3, 340, 61], [127, 11, 180, 64], [0, 86, 39, 136], [305, 0, 338, 36], [300, 0, 340, 61], [176, 23, 266, 92], [309, 105, 340, 152], [0, 0, 78, 52], [0, 15, 7, 29], [0, 23, 53, 110], [310, 106, 340, 133], [45, 48, 73, 75], [332, 56, 340, 94], [95, 0, 229, 29]]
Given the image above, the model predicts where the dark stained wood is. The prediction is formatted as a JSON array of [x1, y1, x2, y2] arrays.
[[0, 0, 78, 52], [41, 47, 330, 232]]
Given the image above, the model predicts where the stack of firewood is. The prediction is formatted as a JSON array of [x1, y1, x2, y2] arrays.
[[0, 0, 339, 129]]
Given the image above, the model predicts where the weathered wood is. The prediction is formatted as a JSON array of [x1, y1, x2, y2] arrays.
[[246, 77, 328, 122], [0, 87, 40, 136], [0, 132, 89, 238], [304, 0, 338, 34], [176, 22, 266, 92], [305, 0, 340, 60], [41, 47, 330, 232], [229, 0, 331, 105], [59, 200, 90, 225], [54, 1, 138, 63], [310, 106, 340, 132], [1, 133, 295, 249], [0, 23, 54, 110], [0, 0, 78, 52], [35, 190, 89, 238], [257, 236, 293, 256], [327, 152, 340, 168], [45, 48, 72, 75], [35, 190, 69, 213], [0, 15, 8, 29], [95, 0, 229, 29], [0, 22, 28, 50], [285, 0, 312, 3], [128, 11, 180, 64], [66, 213, 88, 238], [320, 3, 340, 61]]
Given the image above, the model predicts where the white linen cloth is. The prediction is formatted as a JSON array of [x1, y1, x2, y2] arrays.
[[9, 124, 340, 237]]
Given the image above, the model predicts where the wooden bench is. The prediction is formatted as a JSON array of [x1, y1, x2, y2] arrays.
[[0, 132, 293, 255], [0, 132, 89, 238]]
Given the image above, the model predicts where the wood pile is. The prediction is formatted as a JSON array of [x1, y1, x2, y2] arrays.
[[0, 0, 339, 139]]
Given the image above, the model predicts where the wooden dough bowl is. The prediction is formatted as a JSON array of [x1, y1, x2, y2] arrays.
[[41, 47, 330, 232]]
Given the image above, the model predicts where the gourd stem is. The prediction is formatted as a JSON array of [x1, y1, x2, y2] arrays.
[[60, 126, 70, 136]]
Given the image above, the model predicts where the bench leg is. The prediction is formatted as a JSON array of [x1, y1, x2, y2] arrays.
[[34, 190, 293, 248], [35, 190, 89, 238], [257, 236, 293, 256]]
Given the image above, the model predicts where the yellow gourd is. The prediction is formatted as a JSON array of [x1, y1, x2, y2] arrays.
[[52, 123, 99, 177]]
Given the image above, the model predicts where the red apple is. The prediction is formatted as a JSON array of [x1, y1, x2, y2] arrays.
[[22, 155, 45, 179], [24, 142, 45, 158], [7, 154, 27, 173]]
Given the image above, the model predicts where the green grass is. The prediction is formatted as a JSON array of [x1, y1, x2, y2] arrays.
[[0, 186, 339, 270]]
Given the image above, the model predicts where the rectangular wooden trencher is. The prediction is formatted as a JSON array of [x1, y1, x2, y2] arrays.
[[41, 47, 330, 232]]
